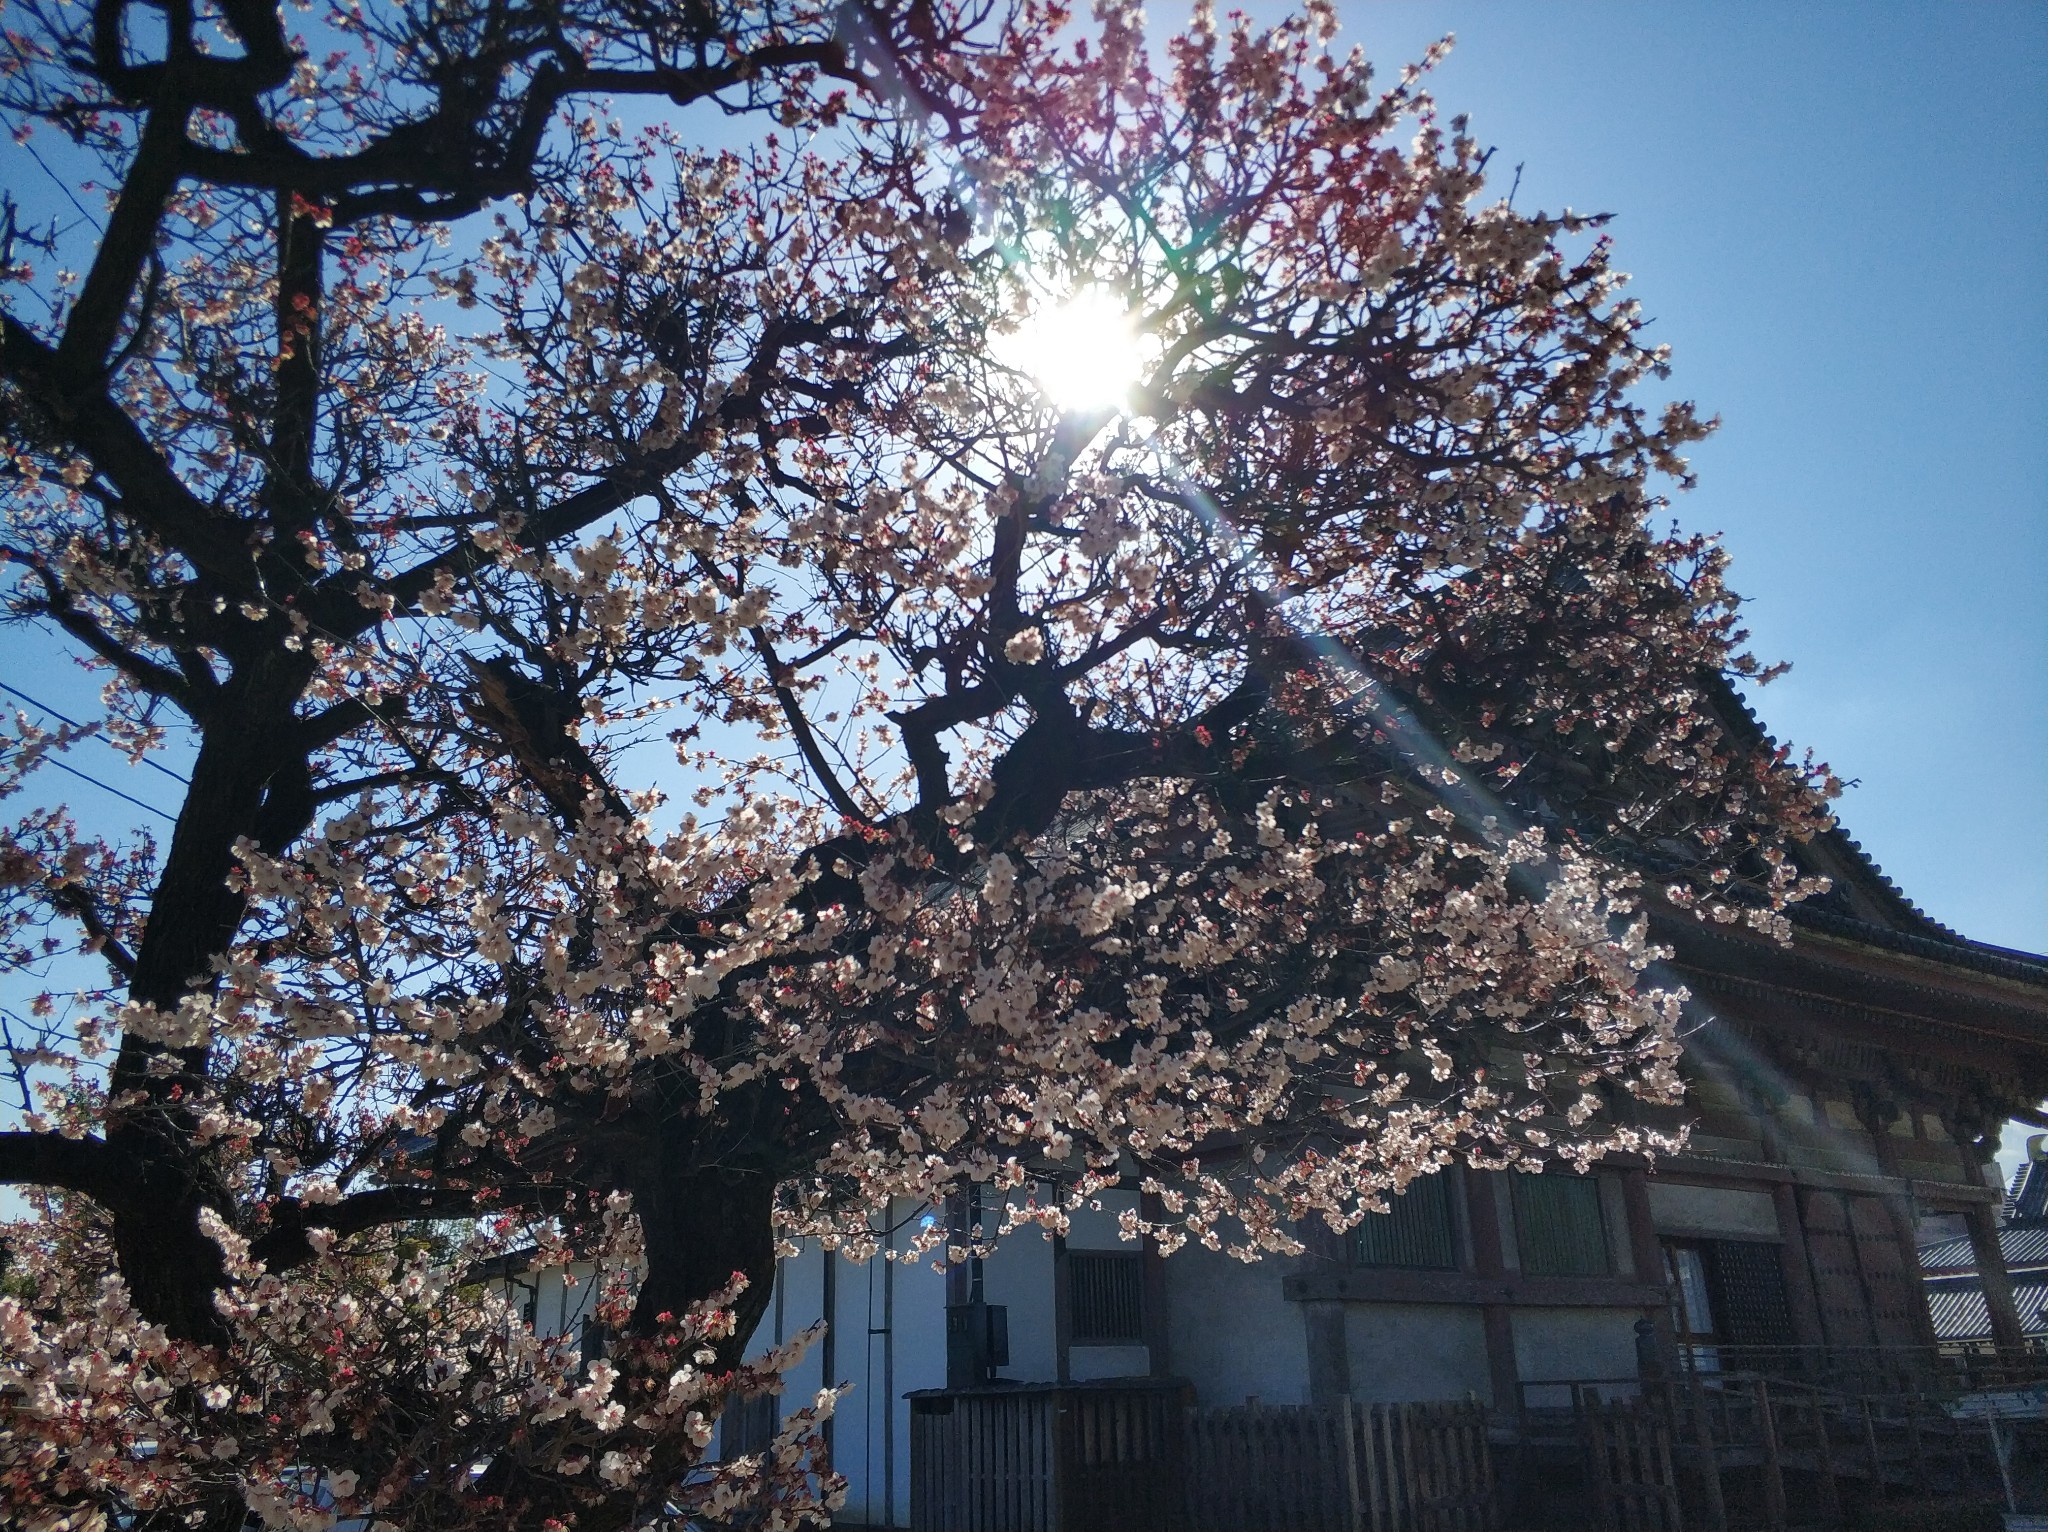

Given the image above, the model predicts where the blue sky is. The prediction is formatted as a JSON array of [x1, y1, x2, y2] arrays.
[[9, 4, 2040, 952], [2, 5, 2043, 1175], [1330, 2, 2047, 956]]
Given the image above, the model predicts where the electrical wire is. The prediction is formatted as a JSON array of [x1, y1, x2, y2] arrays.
[[0, 679, 191, 783], [33, 753, 177, 822]]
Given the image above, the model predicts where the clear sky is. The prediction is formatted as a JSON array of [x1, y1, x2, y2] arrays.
[[1328, 2, 2047, 958]]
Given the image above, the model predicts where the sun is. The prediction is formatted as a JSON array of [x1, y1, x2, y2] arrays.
[[996, 286, 1147, 414]]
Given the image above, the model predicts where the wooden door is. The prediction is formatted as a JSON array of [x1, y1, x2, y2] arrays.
[[1799, 1189, 1878, 1349], [1845, 1194, 1928, 1350]]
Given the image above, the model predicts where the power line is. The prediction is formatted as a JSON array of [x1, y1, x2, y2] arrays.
[[36, 753, 177, 823], [0, 679, 191, 784]]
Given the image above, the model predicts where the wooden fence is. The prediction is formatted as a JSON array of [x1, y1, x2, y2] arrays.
[[1576, 1392, 1685, 1532], [908, 1385, 1494, 1532], [1557, 1372, 2023, 1532], [908, 1381, 1188, 1532], [1185, 1398, 1495, 1532], [904, 1373, 2031, 1531]]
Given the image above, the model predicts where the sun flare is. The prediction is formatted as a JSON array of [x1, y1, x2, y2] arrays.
[[996, 286, 1147, 414]]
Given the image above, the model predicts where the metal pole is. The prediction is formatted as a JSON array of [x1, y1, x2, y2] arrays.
[[883, 1230, 897, 1528]]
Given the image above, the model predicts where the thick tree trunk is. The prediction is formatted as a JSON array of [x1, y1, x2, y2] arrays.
[[627, 1158, 780, 1365], [106, 653, 316, 1343]]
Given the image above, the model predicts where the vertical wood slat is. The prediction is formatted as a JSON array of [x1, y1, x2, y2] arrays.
[[1810, 1395, 1841, 1528], [1754, 1380, 1787, 1532], [1386, 1403, 1407, 1531], [1652, 1404, 1684, 1532], [1580, 1389, 1617, 1532], [1340, 1398, 1362, 1532], [1681, 1366, 1727, 1532], [1399, 1405, 1421, 1532], [1007, 1393, 1495, 1532], [1576, 1392, 1691, 1532], [1618, 1406, 1641, 1532], [1358, 1398, 1384, 1532]]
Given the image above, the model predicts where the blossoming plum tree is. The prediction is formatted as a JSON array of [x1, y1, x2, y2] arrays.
[[0, 0, 1836, 1527]]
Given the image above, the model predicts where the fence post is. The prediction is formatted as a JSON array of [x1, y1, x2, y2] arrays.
[[1364, 1404, 1387, 1532], [1339, 1396, 1362, 1532], [1474, 1402, 1498, 1532], [1651, 1404, 1685, 1532], [1662, 1373, 1716, 1532], [1400, 1404, 1425, 1532], [1754, 1380, 1786, 1532], [1811, 1394, 1841, 1528], [1576, 1389, 1616, 1532]]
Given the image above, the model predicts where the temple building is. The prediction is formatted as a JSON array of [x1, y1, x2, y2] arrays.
[[491, 741, 2048, 1527], [746, 782, 2048, 1528]]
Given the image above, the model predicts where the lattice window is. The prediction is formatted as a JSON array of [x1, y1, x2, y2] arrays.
[[1513, 1172, 1610, 1277], [1709, 1239, 1797, 1347], [1069, 1250, 1146, 1344], [1352, 1171, 1459, 1270]]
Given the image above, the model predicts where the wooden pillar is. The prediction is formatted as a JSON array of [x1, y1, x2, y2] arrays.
[[1621, 1169, 1678, 1361], [1463, 1168, 1523, 1414], [1620, 1169, 1665, 1275], [1963, 1203, 2027, 1353], [1858, 1095, 1906, 1181], [1771, 1180, 1828, 1349], [1303, 1301, 1352, 1404], [1140, 1189, 1171, 1376], [1051, 1233, 1073, 1383], [1880, 1192, 1943, 1349]]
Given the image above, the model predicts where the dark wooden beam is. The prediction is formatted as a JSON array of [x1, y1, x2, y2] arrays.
[[1962, 1204, 2027, 1352], [1282, 1267, 1669, 1309], [1463, 1168, 1524, 1416], [1769, 1180, 1828, 1349]]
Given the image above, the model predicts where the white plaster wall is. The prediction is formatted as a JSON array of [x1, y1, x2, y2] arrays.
[[558, 1265, 599, 1339], [826, 1248, 879, 1527], [1164, 1244, 1308, 1406], [1511, 1307, 1641, 1400], [495, 1263, 598, 1342], [1345, 1305, 1492, 1405], [981, 1226, 1059, 1382], [1069, 1344, 1151, 1380], [834, 1203, 951, 1528], [882, 1223, 948, 1528], [1064, 1189, 1142, 1250], [733, 1204, 951, 1528], [1645, 1182, 1780, 1241]]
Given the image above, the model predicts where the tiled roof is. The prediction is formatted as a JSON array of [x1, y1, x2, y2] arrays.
[[1925, 1278, 2048, 1342], [1787, 902, 2048, 984], [2011, 1161, 2048, 1223], [1919, 1224, 2048, 1275], [1712, 679, 2048, 983]]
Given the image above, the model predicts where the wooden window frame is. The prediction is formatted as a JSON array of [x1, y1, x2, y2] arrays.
[[1351, 1171, 1461, 1271], [1512, 1171, 1612, 1278], [1068, 1249, 1146, 1345]]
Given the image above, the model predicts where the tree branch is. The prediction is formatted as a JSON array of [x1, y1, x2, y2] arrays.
[[1, 317, 260, 593], [0, 1130, 133, 1209], [250, 1180, 574, 1272]]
